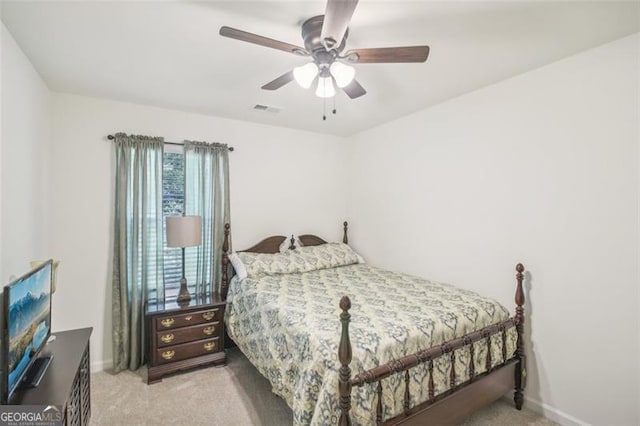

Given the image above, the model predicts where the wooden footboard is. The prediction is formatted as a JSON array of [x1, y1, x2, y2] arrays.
[[338, 264, 527, 425]]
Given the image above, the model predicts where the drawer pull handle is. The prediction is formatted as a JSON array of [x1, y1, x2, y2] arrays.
[[202, 311, 216, 321], [160, 333, 175, 344], [161, 318, 175, 328], [161, 350, 175, 360], [203, 326, 216, 336], [204, 342, 216, 351], [185, 315, 193, 321]]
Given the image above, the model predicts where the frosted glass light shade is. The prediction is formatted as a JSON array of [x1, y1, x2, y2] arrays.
[[315, 76, 336, 98], [330, 62, 355, 88], [166, 215, 202, 247], [293, 63, 318, 89]]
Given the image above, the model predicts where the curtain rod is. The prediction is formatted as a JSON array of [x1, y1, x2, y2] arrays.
[[107, 134, 234, 151]]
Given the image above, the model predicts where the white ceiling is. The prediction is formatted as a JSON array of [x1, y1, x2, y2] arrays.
[[1, 1, 638, 136]]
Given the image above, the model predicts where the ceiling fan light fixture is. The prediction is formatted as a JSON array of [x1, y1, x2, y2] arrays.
[[220, 1, 430, 103], [330, 62, 355, 88], [315, 76, 336, 98], [293, 63, 318, 89]]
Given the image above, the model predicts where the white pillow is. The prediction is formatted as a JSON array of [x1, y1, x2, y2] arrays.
[[278, 236, 304, 253], [228, 252, 247, 281]]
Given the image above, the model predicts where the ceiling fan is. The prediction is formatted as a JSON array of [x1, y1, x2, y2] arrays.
[[219, 0, 430, 101]]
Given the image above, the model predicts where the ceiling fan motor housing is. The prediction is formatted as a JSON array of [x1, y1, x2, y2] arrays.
[[302, 15, 348, 65]]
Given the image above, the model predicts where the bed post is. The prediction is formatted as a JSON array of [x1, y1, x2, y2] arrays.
[[338, 296, 352, 426], [220, 223, 230, 300], [343, 221, 348, 244], [514, 263, 526, 410]]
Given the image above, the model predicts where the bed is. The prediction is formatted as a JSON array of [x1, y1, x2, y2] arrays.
[[220, 222, 526, 425]]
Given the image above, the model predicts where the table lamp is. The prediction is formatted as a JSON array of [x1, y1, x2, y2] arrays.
[[166, 215, 202, 303]]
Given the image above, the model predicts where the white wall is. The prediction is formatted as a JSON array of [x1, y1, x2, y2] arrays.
[[347, 34, 639, 425], [50, 93, 348, 370], [0, 22, 51, 282]]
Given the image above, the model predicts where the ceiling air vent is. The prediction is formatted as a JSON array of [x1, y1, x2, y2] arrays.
[[252, 104, 281, 114]]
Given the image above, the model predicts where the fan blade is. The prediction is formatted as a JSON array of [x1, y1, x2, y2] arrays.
[[320, 0, 359, 50], [343, 79, 366, 99], [219, 26, 307, 55], [261, 71, 295, 91], [345, 46, 430, 63]]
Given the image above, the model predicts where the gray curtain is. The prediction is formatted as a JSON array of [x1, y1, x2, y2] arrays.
[[112, 133, 164, 372], [183, 141, 230, 296]]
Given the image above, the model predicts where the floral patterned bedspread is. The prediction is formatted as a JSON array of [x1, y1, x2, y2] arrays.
[[225, 263, 516, 425]]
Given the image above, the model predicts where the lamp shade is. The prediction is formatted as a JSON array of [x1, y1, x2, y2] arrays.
[[166, 215, 202, 248], [315, 76, 336, 98], [293, 62, 318, 89], [330, 62, 355, 88]]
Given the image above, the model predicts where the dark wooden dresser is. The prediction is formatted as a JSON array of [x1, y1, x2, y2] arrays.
[[10, 327, 92, 426], [146, 294, 227, 384]]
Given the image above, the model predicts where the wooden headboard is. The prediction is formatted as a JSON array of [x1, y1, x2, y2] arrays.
[[240, 235, 289, 254], [220, 221, 349, 299], [240, 234, 331, 254]]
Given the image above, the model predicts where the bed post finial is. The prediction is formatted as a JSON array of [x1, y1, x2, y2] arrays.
[[343, 221, 348, 245], [221, 223, 231, 300], [289, 235, 296, 250], [514, 263, 526, 410], [338, 296, 352, 426]]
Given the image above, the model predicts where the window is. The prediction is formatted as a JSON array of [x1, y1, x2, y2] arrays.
[[162, 151, 185, 300], [154, 147, 226, 301]]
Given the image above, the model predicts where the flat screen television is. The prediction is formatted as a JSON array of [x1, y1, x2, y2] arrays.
[[2, 260, 53, 403]]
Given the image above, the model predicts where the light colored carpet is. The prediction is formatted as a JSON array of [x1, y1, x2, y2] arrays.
[[91, 348, 555, 425]]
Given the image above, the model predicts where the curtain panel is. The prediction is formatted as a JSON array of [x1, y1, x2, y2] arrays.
[[112, 133, 164, 373], [183, 141, 230, 296]]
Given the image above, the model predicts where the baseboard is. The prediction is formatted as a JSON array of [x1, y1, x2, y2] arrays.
[[501, 395, 588, 426], [91, 358, 112, 372]]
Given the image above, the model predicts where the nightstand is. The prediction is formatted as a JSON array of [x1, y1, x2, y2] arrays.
[[146, 294, 227, 384]]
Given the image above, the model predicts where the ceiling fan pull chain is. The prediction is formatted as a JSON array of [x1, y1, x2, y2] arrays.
[[332, 96, 337, 115], [323, 96, 327, 121]]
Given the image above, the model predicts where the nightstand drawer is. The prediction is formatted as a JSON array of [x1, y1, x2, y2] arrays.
[[146, 295, 227, 384], [156, 321, 222, 347], [155, 308, 221, 330], [155, 337, 221, 364]]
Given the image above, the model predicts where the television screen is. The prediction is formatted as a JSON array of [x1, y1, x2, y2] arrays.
[[4, 261, 52, 399]]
